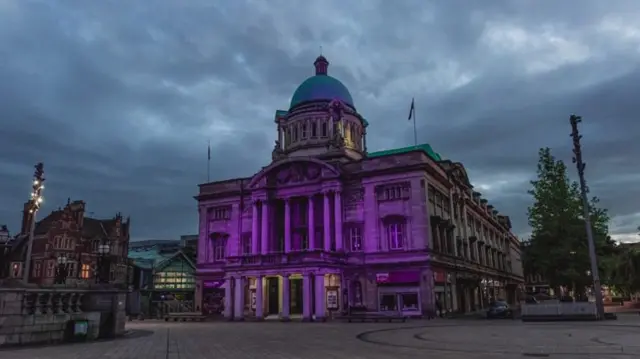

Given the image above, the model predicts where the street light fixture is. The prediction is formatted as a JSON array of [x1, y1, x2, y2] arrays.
[[22, 163, 45, 284], [96, 239, 111, 284]]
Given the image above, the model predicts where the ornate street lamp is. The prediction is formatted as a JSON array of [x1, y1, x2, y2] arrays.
[[55, 254, 69, 284], [23, 163, 45, 284], [96, 239, 111, 284]]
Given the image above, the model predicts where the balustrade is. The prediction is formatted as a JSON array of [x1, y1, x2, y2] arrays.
[[20, 291, 86, 315]]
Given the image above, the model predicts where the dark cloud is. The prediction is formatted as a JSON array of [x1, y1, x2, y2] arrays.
[[1, 0, 639, 242]]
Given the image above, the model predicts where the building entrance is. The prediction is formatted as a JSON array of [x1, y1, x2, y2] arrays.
[[290, 278, 303, 314], [267, 277, 280, 315]]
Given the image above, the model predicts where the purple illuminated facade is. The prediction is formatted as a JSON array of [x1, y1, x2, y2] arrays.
[[195, 56, 524, 321]]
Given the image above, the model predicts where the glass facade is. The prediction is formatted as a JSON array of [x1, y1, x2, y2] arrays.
[[154, 271, 195, 290]]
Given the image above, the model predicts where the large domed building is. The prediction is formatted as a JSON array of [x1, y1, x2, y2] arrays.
[[195, 56, 524, 321]]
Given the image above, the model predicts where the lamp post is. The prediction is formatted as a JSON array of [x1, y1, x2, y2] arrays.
[[55, 254, 68, 284], [569, 114, 605, 319], [22, 163, 45, 284], [97, 239, 111, 284]]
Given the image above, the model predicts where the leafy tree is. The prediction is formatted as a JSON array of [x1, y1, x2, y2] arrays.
[[524, 148, 615, 294]]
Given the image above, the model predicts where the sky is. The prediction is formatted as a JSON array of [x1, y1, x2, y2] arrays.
[[1, 0, 639, 243]]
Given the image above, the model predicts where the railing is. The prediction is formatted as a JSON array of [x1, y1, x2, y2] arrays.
[[223, 250, 348, 268], [22, 291, 86, 315]]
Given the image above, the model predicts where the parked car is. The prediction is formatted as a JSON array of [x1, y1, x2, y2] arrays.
[[487, 301, 513, 319]]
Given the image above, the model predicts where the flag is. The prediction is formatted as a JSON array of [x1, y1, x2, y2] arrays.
[[207, 141, 211, 160], [408, 98, 415, 121]]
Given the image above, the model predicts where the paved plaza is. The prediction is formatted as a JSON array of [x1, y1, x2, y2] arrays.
[[3, 315, 640, 359]]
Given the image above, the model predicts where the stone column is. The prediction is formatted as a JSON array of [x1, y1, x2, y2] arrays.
[[261, 201, 269, 254], [223, 277, 233, 320], [255, 276, 264, 320], [308, 196, 315, 250], [323, 192, 331, 251], [281, 274, 291, 321], [314, 274, 326, 321], [252, 202, 259, 255], [302, 273, 312, 321], [284, 198, 291, 253], [233, 277, 245, 321], [334, 191, 343, 251]]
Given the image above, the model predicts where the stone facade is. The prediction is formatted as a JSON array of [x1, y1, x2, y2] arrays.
[[195, 56, 524, 321], [0, 287, 126, 346]]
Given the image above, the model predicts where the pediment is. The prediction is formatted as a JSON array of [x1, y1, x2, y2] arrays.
[[248, 158, 340, 189]]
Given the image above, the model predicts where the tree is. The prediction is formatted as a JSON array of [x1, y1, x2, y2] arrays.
[[524, 148, 614, 294]]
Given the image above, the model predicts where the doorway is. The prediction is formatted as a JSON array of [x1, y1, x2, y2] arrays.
[[290, 278, 303, 314], [267, 277, 279, 315]]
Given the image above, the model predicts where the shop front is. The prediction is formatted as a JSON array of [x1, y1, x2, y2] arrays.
[[202, 279, 226, 316], [376, 270, 422, 317]]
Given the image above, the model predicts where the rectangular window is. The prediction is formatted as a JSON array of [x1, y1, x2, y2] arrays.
[[400, 293, 419, 311], [213, 235, 227, 261], [81, 264, 91, 279], [212, 206, 231, 220], [321, 122, 327, 137], [302, 123, 308, 138], [241, 233, 251, 255], [387, 223, 404, 250], [348, 226, 363, 252], [34, 261, 42, 277], [300, 233, 309, 251], [377, 183, 410, 201], [311, 122, 317, 137], [379, 294, 398, 312], [46, 260, 55, 277]]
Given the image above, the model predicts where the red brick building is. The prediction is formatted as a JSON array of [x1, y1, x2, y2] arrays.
[[6, 199, 130, 286]]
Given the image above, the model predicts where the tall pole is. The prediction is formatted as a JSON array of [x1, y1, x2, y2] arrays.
[[412, 102, 418, 146], [207, 140, 211, 183], [569, 114, 605, 319], [23, 163, 45, 284]]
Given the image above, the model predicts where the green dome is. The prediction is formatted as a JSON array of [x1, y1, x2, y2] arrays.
[[289, 75, 354, 109]]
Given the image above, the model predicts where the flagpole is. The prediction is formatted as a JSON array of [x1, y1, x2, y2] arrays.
[[207, 140, 211, 183], [413, 100, 418, 146]]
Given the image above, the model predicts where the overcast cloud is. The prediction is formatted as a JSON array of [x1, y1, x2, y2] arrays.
[[1, 0, 639, 242]]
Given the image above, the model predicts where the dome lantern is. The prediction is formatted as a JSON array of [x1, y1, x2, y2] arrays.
[[314, 55, 329, 75]]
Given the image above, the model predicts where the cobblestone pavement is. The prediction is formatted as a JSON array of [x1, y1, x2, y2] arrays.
[[3, 315, 640, 359]]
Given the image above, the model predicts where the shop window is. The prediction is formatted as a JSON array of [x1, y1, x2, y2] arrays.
[[386, 222, 405, 250], [400, 293, 419, 311], [379, 294, 397, 312], [348, 226, 362, 252]]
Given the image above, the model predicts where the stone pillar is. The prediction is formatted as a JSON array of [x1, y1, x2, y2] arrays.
[[308, 196, 315, 250], [314, 274, 326, 321], [284, 198, 291, 253], [255, 276, 264, 320], [334, 191, 343, 251], [252, 202, 259, 254], [261, 201, 269, 254], [323, 192, 331, 251], [223, 277, 233, 320], [302, 273, 312, 321], [281, 274, 291, 321], [233, 277, 245, 321]]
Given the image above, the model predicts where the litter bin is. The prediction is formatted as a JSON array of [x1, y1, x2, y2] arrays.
[[65, 319, 89, 342]]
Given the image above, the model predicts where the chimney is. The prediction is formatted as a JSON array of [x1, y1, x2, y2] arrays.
[[21, 201, 33, 235]]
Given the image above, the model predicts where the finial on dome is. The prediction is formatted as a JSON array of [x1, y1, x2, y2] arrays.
[[314, 54, 329, 75]]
